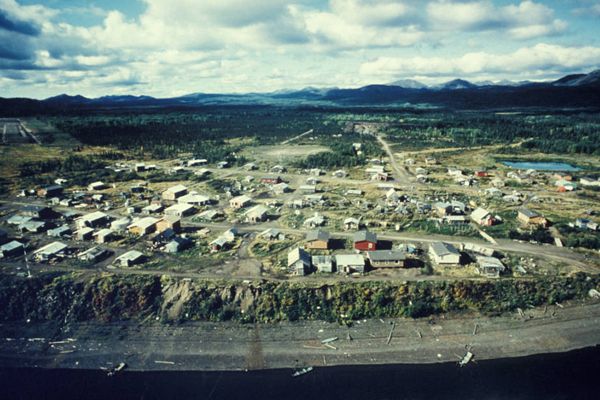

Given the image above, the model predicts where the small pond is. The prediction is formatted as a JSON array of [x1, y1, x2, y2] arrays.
[[501, 161, 581, 171]]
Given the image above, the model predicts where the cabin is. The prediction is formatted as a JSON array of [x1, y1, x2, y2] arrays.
[[312, 255, 334, 273], [335, 254, 365, 274], [157, 215, 181, 233], [74, 227, 94, 241], [353, 231, 377, 251], [162, 184, 188, 201], [429, 242, 461, 265], [245, 205, 269, 223], [88, 181, 108, 191], [128, 217, 159, 236], [287, 247, 311, 276], [33, 241, 68, 262], [0, 241, 24, 258], [165, 203, 196, 217], [366, 250, 407, 268], [114, 250, 145, 267], [471, 207, 495, 226], [305, 230, 330, 250], [198, 209, 223, 221], [37, 185, 63, 198], [77, 211, 110, 229], [476, 256, 505, 278], [229, 195, 252, 209], [517, 208, 548, 227]]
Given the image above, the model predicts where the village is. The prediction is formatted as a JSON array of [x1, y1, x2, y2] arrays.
[[1, 123, 599, 283]]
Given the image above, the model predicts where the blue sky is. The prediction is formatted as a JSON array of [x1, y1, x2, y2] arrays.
[[1, 0, 600, 98]]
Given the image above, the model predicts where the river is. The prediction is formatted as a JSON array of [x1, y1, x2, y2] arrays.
[[1, 346, 599, 400]]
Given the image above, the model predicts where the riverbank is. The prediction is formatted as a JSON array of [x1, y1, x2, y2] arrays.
[[1, 299, 599, 372]]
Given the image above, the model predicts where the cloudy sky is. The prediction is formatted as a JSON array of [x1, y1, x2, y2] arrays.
[[1, 0, 599, 98]]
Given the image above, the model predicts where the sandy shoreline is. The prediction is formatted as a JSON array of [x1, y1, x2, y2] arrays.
[[0, 299, 599, 372]]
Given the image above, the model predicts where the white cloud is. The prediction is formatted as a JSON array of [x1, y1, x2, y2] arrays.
[[360, 43, 600, 81], [427, 1, 566, 39]]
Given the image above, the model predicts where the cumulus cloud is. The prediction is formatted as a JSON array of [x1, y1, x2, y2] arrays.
[[427, 1, 566, 39], [360, 43, 600, 80]]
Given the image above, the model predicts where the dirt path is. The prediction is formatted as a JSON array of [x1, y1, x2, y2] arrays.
[[281, 129, 313, 145], [373, 132, 413, 186]]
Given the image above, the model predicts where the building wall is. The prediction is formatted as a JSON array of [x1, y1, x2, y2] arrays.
[[305, 240, 328, 250], [354, 241, 376, 251]]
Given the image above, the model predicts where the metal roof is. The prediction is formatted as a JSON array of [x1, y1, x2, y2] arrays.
[[306, 229, 330, 242], [367, 250, 407, 262], [353, 230, 377, 243], [429, 242, 459, 257]]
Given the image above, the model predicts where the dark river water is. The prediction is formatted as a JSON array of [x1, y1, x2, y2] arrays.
[[1, 347, 599, 400]]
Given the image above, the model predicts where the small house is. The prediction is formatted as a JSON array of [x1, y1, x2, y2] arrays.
[[287, 247, 311, 276], [303, 213, 326, 228], [142, 204, 164, 215], [245, 205, 269, 223], [343, 217, 361, 230], [37, 185, 63, 198], [128, 217, 159, 236], [157, 215, 181, 233], [299, 185, 316, 194], [353, 231, 377, 251], [114, 250, 145, 267], [94, 228, 114, 244], [335, 254, 365, 274], [305, 230, 330, 250], [259, 228, 285, 241], [471, 207, 495, 226], [429, 242, 461, 265], [517, 208, 548, 227], [110, 217, 131, 232], [229, 195, 252, 209], [88, 181, 108, 191], [178, 193, 211, 206], [312, 255, 334, 273], [209, 236, 231, 252], [77, 211, 110, 228], [33, 241, 68, 262], [74, 227, 94, 241], [476, 256, 505, 278], [0, 241, 24, 258], [21, 205, 55, 219], [260, 176, 282, 185], [272, 183, 290, 194], [165, 203, 196, 217], [198, 209, 223, 221], [367, 250, 407, 268], [162, 184, 188, 201], [78, 246, 111, 263], [164, 237, 193, 253]]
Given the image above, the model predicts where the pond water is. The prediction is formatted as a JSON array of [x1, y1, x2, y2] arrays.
[[502, 161, 580, 171]]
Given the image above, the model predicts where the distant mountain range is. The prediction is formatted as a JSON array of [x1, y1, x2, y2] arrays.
[[1, 70, 599, 114]]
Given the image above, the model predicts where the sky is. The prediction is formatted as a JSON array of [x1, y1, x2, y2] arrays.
[[1, 0, 600, 98]]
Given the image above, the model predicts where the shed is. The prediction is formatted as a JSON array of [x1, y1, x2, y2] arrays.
[[75, 227, 94, 241], [164, 237, 193, 253], [245, 205, 269, 223], [78, 246, 111, 263], [259, 228, 285, 241]]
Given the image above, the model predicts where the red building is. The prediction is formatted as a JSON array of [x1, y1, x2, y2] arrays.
[[475, 170, 488, 177], [260, 176, 282, 185], [353, 230, 377, 251]]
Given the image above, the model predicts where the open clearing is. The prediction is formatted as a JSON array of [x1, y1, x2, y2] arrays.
[[242, 144, 330, 163]]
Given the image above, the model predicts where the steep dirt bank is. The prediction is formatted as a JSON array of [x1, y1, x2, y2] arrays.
[[0, 272, 598, 325]]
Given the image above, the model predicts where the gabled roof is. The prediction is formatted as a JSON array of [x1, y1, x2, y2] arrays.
[[334, 254, 364, 266], [518, 208, 539, 218], [367, 250, 407, 262], [306, 229, 330, 242], [429, 242, 459, 257], [471, 207, 491, 221], [353, 230, 377, 243], [287, 247, 311, 267]]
